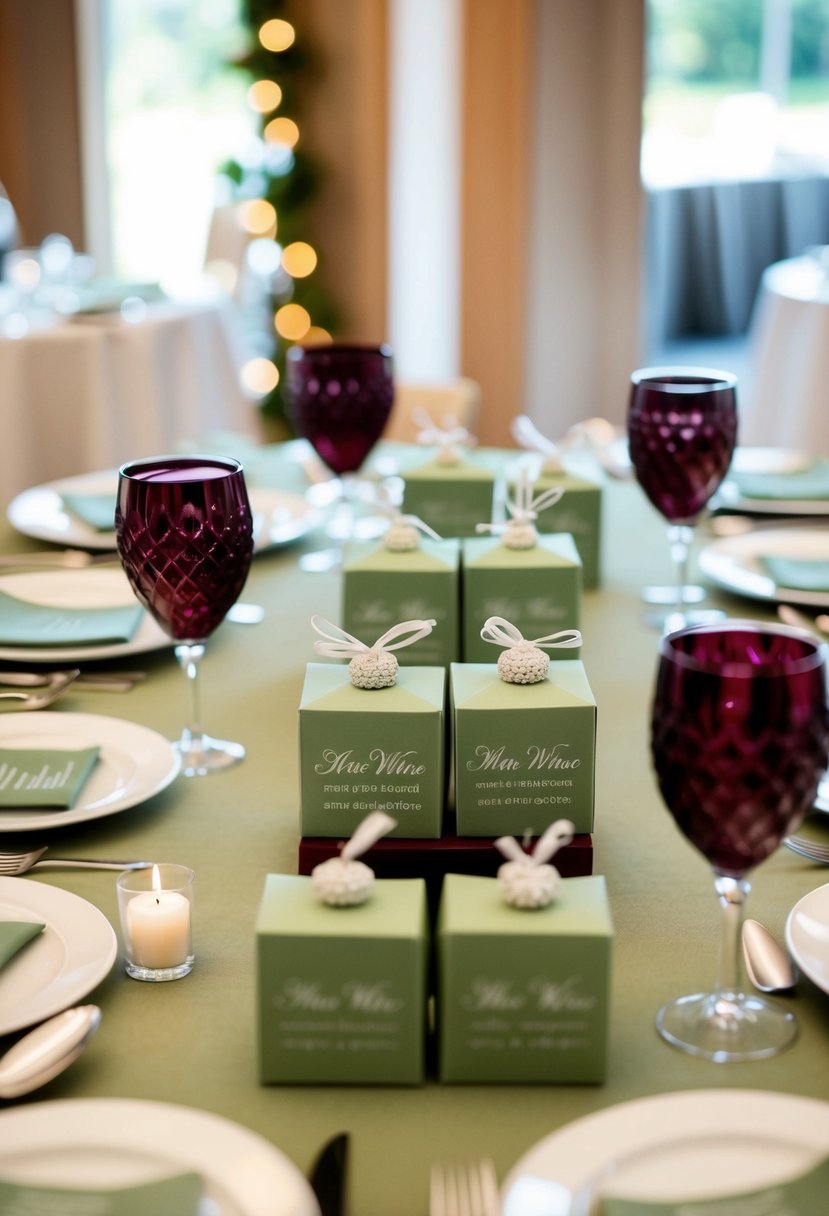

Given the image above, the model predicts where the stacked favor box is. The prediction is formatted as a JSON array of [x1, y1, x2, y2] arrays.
[[299, 435, 599, 912], [282, 426, 611, 1085]]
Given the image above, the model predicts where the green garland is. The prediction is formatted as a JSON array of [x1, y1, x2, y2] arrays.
[[222, 0, 339, 426]]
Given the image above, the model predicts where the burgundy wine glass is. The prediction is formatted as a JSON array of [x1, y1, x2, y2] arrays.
[[116, 455, 254, 776], [628, 367, 737, 626], [651, 620, 829, 1060], [285, 343, 394, 563]]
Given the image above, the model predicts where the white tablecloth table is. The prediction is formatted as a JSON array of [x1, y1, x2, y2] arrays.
[[743, 255, 829, 454], [0, 296, 261, 497]]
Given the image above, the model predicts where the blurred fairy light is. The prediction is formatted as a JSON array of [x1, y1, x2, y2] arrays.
[[281, 241, 317, 278], [247, 79, 283, 114], [236, 199, 277, 237], [264, 117, 299, 148], [259, 18, 295, 52], [204, 259, 239, 294], [274, 302, 311, 340], [304, 326, 332, 346], [241, 356, 280, 395], [247, 238, 283, 277]]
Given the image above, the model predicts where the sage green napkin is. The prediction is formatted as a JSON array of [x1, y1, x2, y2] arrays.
[[599, 1152, 829, 1214], [0, 1171, 203, 1215], [61, 492, 116, 532], [731, 459, 829, 501], [0, 746, 100, 808], [0, 921, 44, 970], [760, 556, 829, 592], [0, 589, 142, 646]]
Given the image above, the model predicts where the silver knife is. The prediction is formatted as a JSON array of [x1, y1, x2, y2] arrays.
[[309, 1132, 349, 1216]]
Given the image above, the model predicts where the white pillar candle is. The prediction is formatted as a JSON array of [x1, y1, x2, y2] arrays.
[[126, 869, 191, 969]]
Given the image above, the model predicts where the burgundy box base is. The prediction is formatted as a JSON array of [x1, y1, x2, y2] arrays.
[[298, 832, 593, 918]]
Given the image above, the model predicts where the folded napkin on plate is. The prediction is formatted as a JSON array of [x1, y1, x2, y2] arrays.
[[0, 1171, 203, 1216], [599, 1152, 829, 1214], [731, 458, 829, 501], [760, 555, 829, 592], [61, 492, 116, 532], [0, 746, 100, 808], [71, 278, 165, 316], [0, 920, 44, 970], [0, 589, 142, 646]]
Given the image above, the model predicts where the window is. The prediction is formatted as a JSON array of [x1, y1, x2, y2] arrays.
[[643, 0, 829, 186], [104, 0, 255, 284]]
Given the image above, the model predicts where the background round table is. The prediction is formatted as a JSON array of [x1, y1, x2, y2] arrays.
[[0, 294, 261, 495], [743, 253, 829, 454]]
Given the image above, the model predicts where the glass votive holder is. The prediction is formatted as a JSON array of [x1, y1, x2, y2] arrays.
[[116, 863, 195, 982]]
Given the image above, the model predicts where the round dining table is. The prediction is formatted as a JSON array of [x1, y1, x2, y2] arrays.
[[743, 253, 829, 455], [0, 294, 261, 499], [0, 449, 826, 1215]]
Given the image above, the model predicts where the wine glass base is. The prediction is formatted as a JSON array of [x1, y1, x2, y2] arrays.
[[176, 734, 245, 778], [299, 547, 342, 573], [643, 607, 728, 632], [656, 991, 797, 1062], [642, 583, 707, 605]]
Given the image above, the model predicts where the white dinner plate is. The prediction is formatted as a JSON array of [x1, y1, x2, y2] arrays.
[[697, 527, 829, 608], [0, 1098, 321, 1216], [716, 446, 829, 516], [502, 1089, 829, 1213], [0, 567, 169, 663], [0, 877, 116, 1034], [7, 471, 318, 553], [786, 882, 829, 996], [0, 711, 180, 832]]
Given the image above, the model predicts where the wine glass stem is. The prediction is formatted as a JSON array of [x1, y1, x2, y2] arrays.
[[713, 873, 751, 1003], [667, 523, 694, 616], [175, 643, 206, 750]]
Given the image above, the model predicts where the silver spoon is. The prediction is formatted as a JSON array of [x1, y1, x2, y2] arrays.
[[0, 1004, 101, 1099], [742, 919, 798, 994]]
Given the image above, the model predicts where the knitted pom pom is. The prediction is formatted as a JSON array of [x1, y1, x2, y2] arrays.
[[497, 858, 561, 909], [497, 640, 550, 685], [349, 649, 399, 689], [384, 520, 421, 551], [501, 521, 538, 550], [311, 856, 375, 906]]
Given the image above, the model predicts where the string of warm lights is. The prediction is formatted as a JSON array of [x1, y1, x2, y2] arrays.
[[220, 3, 338, 423]]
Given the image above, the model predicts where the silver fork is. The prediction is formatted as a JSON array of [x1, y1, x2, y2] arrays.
[[0, 848, 153, 875], [430, 1159, 500, 1216], [785, 835, 829, 864], [0, 670, 80, 710], [0, 670, 144, 692]]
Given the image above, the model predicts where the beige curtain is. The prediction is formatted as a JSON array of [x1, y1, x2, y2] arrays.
[[522, 0, 645, 436], [0, 0, 84, 248]]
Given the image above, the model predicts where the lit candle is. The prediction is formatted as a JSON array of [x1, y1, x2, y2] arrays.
[[126, 865, 191, 969]]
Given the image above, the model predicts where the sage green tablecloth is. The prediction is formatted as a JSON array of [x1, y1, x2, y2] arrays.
[[1, 470, 827, 1216]]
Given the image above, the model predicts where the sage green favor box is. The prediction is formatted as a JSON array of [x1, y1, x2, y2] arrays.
[[299, 663, 446, 838], [342, 538, 460, 667], [461, 533, 582, 662], [401, 457, 495, 539], [437, 873, 613, 1083], [451, 660, 596, 836], [507, 467, 602, 589], [256, 874, 428, 1085]]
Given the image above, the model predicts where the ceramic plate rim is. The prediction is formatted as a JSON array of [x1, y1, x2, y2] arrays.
[[501, 1089, 829, 1211], [0, 877, 116, 1034], [785, 881, 829, 996], [0, 711, 180, 831], [697, 527, 829, 608], [0, 567, 169, 663], [0, 1097, 320, 1216], [6, 472, 318, 554], [716, 446, 829, 515]]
